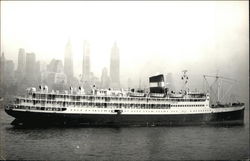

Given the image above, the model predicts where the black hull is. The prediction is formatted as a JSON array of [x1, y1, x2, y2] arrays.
[[5, 108, 244, 127]]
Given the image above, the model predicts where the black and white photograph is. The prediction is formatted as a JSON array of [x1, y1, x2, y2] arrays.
[[0, 1, 249, 160]]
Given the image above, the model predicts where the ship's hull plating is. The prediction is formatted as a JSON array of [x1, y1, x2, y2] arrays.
[[5, 108, 244, 126]]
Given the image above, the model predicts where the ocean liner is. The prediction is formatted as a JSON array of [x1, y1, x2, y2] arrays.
[[5, 71, 245, 126]]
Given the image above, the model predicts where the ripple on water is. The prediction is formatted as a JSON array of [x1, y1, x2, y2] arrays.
[[0, 108, 249, 160]]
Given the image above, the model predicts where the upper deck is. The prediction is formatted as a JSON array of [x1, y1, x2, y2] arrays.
[[15, 87, 209, 104]]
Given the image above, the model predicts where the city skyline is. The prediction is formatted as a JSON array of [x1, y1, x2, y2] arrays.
[[1, 1, 248, 100], [1, 40, 122, 84], [1, 2, 248, 76]]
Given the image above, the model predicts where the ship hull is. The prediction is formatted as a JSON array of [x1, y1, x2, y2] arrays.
[[5, 108, 244, 126]]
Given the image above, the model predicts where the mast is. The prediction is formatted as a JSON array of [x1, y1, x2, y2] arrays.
[[216, 74, 219, 103], [139, 78, 141, 89], [203, 74, 237, 104], [181, 70, 189, 93]]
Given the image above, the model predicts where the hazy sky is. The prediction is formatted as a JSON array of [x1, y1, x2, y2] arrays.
[[1, 1, 249, 95]]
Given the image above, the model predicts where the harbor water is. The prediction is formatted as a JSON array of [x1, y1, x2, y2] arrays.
[[0, 105, 249, 160]]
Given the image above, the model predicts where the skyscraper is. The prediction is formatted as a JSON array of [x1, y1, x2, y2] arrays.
[[101, 67, 110, 89], [82, 41, 91, 82], [110, 42, 120, 88], [16, 48, 26, 80], [47, 59, 64, 73], [17, 48, 26, 73], [0, 53, 5, 86], [165, 72, 175, 91], [25, 52, 36, 82], [64, 39, 74, 83], [35, 61, 41, 83], [127, 78, 132, 89], [4, 60, 15, 84], [46, 59, 66, 86]]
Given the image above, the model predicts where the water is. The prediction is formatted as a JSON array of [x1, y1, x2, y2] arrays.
[[0, 106, 249, 160]]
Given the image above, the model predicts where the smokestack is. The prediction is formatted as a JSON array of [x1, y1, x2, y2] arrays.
[[149, 74, 165, 93]]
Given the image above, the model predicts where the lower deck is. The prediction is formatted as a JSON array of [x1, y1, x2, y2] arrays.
[[5, 107, 245, 126]]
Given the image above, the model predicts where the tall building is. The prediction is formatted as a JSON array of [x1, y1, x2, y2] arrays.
[[101, 67, 110, 89], [46, 59, 66, 87], [110, 42, 120, 88], [4, 60, 15, 84], [64, 39, 74, 83], [0, 53, 5, 86], [25, 52, 36, 82], [35, 61, 41, 83], [165, 72, 175, 91], [127, 78, 132, 89], [47, 59, 64, 73], [16, 48, 26, 76], [82, 41, 91, 82]]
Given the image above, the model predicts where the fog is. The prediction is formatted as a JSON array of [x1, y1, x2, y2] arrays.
[[1, 1, 248, 103]]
